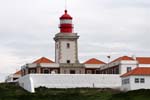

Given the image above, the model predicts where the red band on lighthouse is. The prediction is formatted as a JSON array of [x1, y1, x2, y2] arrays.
[[59, 10, 73, 33]]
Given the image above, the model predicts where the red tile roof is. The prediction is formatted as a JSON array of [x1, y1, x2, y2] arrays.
[[136, 57, 150, 64], [111, 56, 134, 63], [121, 67, 150, 77], [84, 58, 106, 64], [13, 70, 21, 75], [33, 57, 54, 64]]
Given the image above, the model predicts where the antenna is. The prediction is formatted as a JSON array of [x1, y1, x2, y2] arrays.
[[107, 55, 111, 63], [65, 0, 67, 10]]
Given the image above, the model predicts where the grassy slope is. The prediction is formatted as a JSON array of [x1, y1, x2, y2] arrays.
[[0, 83, 150, 100]]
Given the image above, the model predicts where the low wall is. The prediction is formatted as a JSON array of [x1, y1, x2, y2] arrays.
[[18, 75, 35, 92], [19, 74, 121, 93]]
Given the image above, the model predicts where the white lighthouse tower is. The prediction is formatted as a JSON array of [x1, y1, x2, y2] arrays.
[[54, 10, 79, 64]]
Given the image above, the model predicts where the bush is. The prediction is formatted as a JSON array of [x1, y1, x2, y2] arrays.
[[0, 83, 150, 100]]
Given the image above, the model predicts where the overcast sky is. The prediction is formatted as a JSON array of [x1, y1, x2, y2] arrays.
[[0, 0, 150, 82]]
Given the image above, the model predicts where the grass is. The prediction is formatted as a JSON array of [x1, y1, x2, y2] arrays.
[[0, 83, 150, 100]]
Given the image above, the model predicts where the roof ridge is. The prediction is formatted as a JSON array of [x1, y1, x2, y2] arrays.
[[110, 56, 134, 63], [33, 57, 54, 64], [84, 58, 106, 64]]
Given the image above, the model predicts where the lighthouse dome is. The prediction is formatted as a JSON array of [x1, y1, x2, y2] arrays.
[[60, 10, 72, 20]]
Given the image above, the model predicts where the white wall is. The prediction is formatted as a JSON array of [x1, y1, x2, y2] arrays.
[[55, 40, 77, 63], [120, 61, 138, 74], [27, 63, 59, 68], [85, 64, 104, 68], [121, 75, 150, 91], [19, 75, 35, 92], [121, 77, 131, 91], [55, 42, 59, 63], [60, 40, 77, 63], [19, 74, 121, 93], [130, 76, 150, 90]]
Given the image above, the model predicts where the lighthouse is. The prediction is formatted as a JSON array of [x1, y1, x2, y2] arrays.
[[54, 10, 79, 64]]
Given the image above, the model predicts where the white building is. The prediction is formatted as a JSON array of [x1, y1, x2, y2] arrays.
[[121, 67, 150, 91], [100, 56, 138, 75]]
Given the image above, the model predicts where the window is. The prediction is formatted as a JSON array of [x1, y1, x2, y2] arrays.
[[135, 78, 145, 84], [66, 43, 70, 48], [29, 69, 36, 74], [87, 70, 92, 74], [140, 78, 145, 83], [96, 70, 100, 74], [122, 80, 125, 85], [43, 69, 49, 74], [92, 70, 95, 74], [67, 60, 70, 63], [13, 78, 18, 81], [70, 70, 75, 74], [116, 67, 119, 74], [135, 78, 139, 83], [127, 67, 132, 72], [54, 70, 58, 74], [122, 79, 130, 85]]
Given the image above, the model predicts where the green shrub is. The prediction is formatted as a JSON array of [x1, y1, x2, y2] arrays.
[[0, 83, 150, 100]]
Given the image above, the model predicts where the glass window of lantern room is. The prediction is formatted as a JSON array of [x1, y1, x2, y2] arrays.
[[67, 43, 70, 48]]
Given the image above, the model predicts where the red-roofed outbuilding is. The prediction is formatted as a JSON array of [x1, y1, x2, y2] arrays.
[[121, 67, 150, 91]]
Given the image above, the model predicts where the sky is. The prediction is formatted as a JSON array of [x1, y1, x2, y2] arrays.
[[0, 0, 150, 82]]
